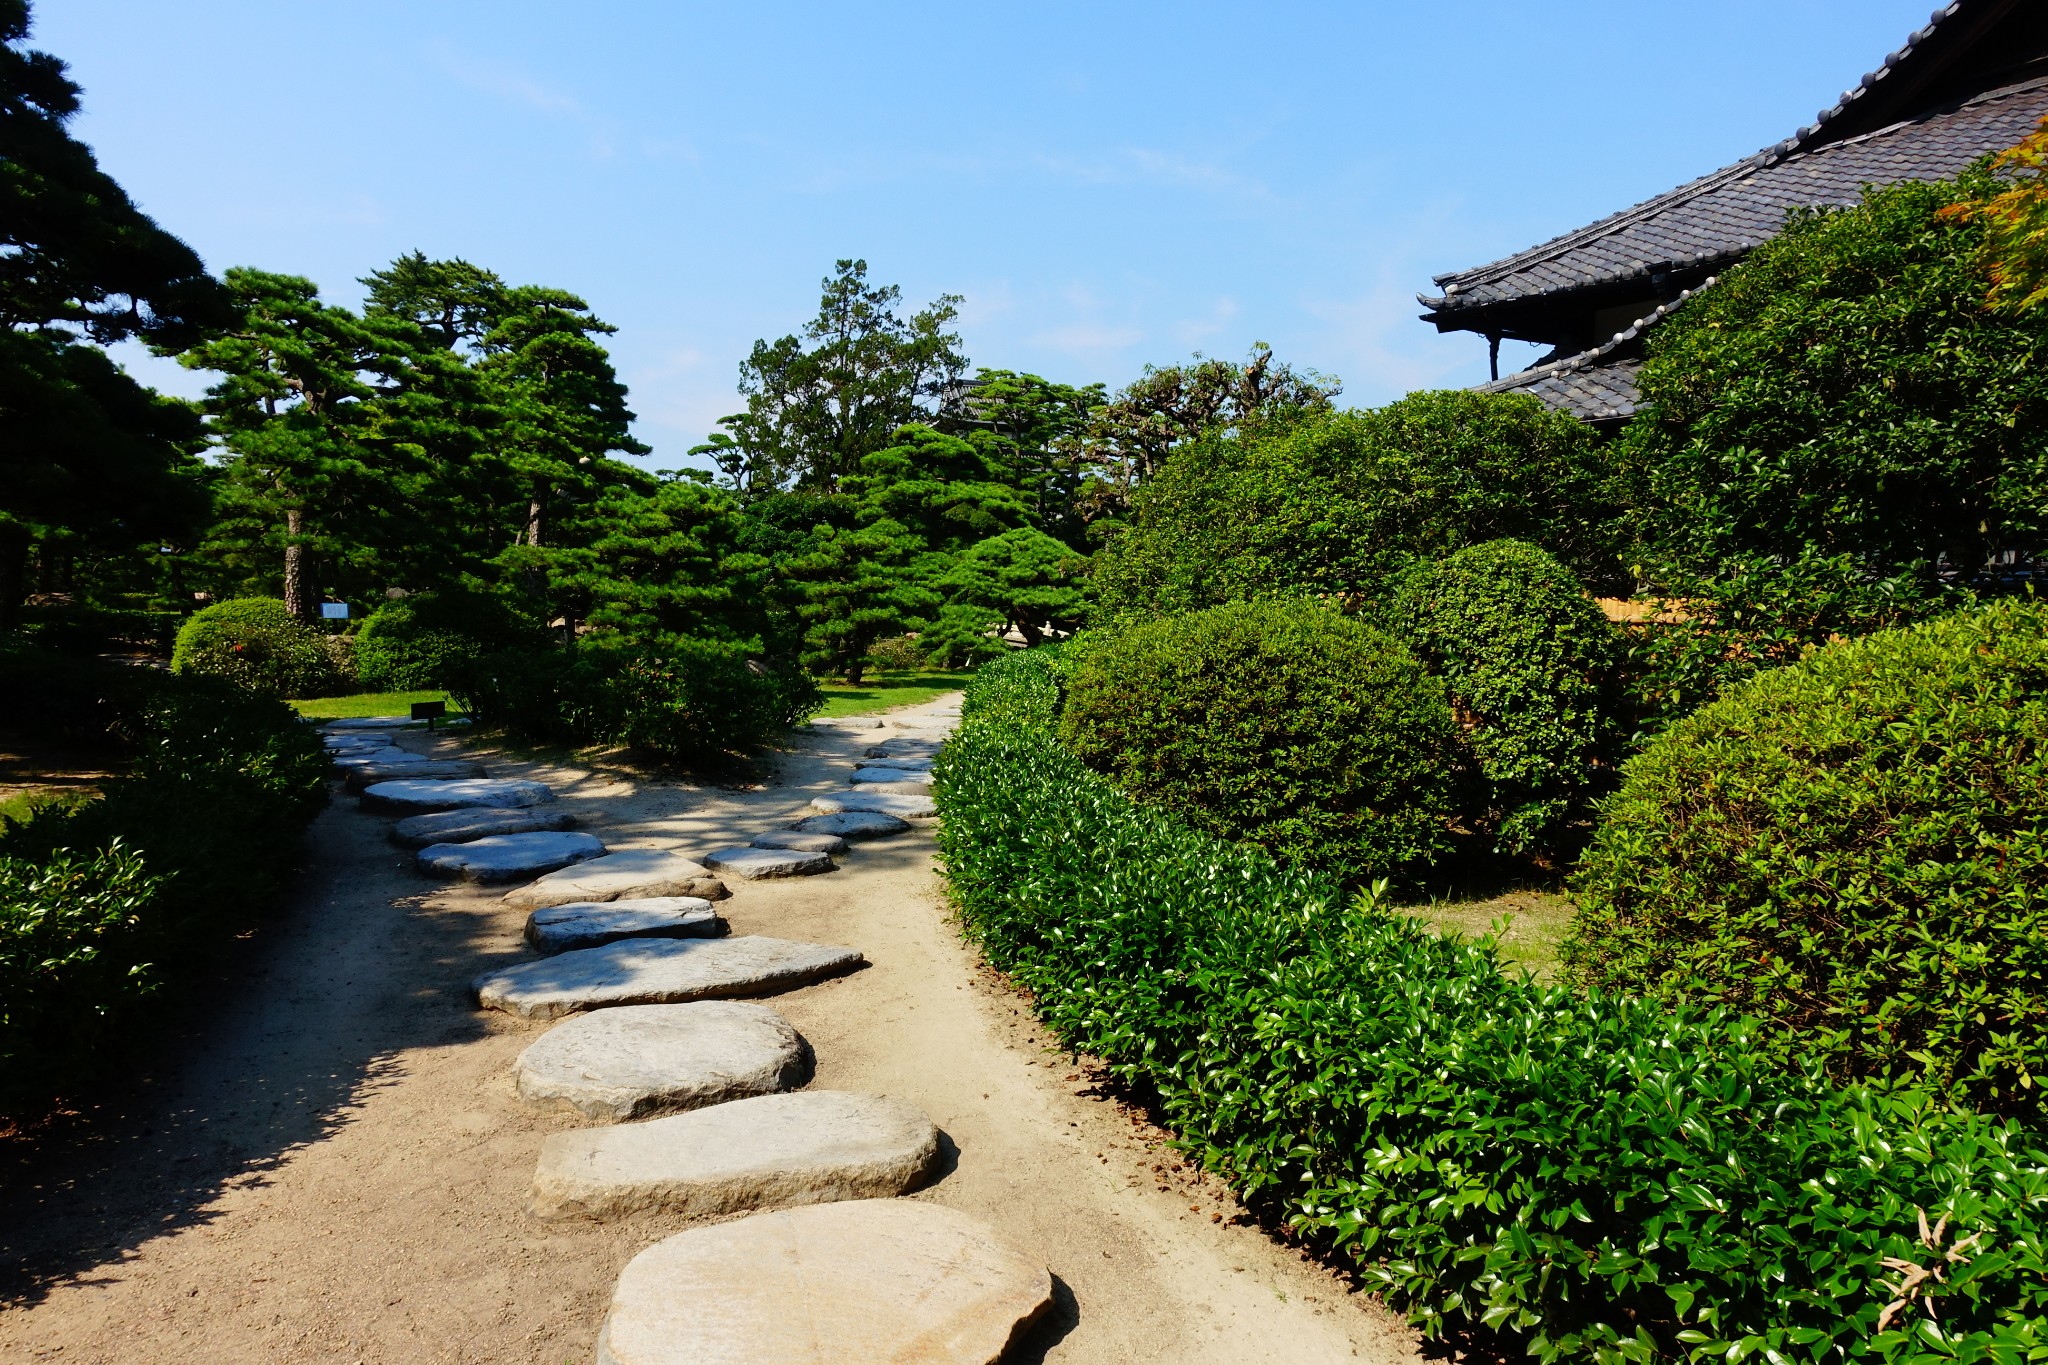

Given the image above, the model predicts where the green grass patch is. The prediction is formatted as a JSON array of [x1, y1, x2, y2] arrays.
[[1404, 888, 1575, 979], [288, 690, 464, 720], [813, 671, 973, 719], [0, 788, 93, 828]]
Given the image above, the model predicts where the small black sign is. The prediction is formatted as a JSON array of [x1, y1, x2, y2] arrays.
[[410, 700, 447, 723]]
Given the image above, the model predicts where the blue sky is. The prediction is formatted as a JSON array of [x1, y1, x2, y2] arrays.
[[42, 0, 1938, 469]]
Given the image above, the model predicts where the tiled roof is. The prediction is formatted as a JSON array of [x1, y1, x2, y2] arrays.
[[1422, 74, 2048, 323], [1474, 287, 1716, 425]]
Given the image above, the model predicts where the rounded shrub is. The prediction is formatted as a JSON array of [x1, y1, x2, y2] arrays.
[[1563, 598, 2048, 1120], [1387, 539, 1621, 856], [353, 589, 540, 691], [170, 597, 343, 698], [1059, 599, 1458, 882]]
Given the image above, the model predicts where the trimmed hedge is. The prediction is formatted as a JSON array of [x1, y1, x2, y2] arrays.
[[1060, 600, 1458, 883], [353, 589, 545, 691], [170, 596, 345, 698], [1, 655, 329, 1115], [1387, 540, 1621, 856], [936, 651, 2048, 1363], [1565, 600, 2048, 1124]]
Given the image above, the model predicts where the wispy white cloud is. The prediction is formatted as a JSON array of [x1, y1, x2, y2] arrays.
[[1029, 321, 1145, 353], [429, 46, 620, 158], [1171, 295, 1240, 347]]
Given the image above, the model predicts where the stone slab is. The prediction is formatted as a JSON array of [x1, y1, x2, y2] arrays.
[[514, 1001, 810, 1122], [850, 766, 933, 787], [808, 790, 936, 820], [328, 745, 407, 768], [390, 806, 580, 849], [525, 898, 723, 954], [864, 738, 944, 760], [503, 849, 728, 910], [360, 777, 555, 813], [748, 829, 847, 855], [474, 935, 864, 1020], [322, 715, 416, 730], [852, 755, 934, 773], [701, 846, 835, 880], [325, 733, 399, 751], [594, 1199, 1052, 1365], [342, 759, 488, 793], [417, 831, 606, 883], [531, 1091, 939, 1221], [789, 811, 910, 839]]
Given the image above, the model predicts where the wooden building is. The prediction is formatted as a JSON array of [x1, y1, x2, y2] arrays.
[[1419, 0, 2048, 429]]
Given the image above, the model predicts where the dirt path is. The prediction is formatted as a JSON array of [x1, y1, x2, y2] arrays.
[[0, 699, 1422, 1364]]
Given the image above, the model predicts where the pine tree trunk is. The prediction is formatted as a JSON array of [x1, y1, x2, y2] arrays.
[[526, 486, 547, 547], [283, 507, 312, 620]]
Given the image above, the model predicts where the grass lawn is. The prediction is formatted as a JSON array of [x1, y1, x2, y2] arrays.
[[1405, 888, 1577, 980], [813, 671, 974, 719], [289, 689, 466, 720]]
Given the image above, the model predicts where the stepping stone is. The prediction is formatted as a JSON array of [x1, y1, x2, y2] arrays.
[[749, 829, 846, 855], [815, 716, 886, 730], [473, 935, 863, 1019], [808, 790, 936, 820], [322, 715, 416, 730], [417, 831, 606, 883], [593, 1199, 1052, 1365], [389, 806, 580, 849], [701, 846, 834, 880], [329, 745, 406, 768], [530, 1091, 940, 1221], [514, 1002, 810, 1122], [850, 766, 933, 787], [325, 732, 398, 751], [342, 759, 488, 793], [864, 738, 943, 759], [360, 777, 555, 813], [853, 755, 933, 772], [504, 849, 728, 910], [790, 811, 910, 839], [526, 898, 723, 954]]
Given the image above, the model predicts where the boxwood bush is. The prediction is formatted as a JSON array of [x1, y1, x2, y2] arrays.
[[353, 588, 545, 691], [1564, 599, 2048, 1123], [1059, 599, 1457, 883], [170, 596, 346, 698], [1386, 539, 1621, 856], [1, 657, 329, 1116], [937, 652, 2048, 1362]]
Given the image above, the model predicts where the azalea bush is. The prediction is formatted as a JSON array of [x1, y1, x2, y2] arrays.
[[170, 596, 347, 697]]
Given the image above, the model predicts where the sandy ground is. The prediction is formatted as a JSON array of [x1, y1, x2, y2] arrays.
[[0, 697, 1423, 1364]]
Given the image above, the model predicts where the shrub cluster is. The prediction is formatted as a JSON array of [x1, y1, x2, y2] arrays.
[[352, 588, 547, 691], [1386, 540, 1621, 855], [0, 654, 329, 1115], [1059, 600, 1457, 883], [170, 597, 347, 698], [450, 632, 821, 766], [1565, 599, 2048, 1123], [936, 652, 2048, 1362]]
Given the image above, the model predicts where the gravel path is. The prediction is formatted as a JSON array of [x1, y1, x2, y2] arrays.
[[0, 696, 1420, 1364]]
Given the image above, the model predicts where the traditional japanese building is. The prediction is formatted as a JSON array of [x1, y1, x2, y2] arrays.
[[1419, 0, 2048, 429]]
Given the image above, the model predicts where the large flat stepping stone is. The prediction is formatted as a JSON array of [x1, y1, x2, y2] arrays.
[[864, 738, 943, 759], [749, 829, 846, 855], [790, 811, 911, 839], [853, 755, 934, 772], [390, 805, 580, 849], [360, 777, 555, 813], [526, 898, 723, 954], [504, 849, 727, 910], [474, 935, 863, 1019], [417, 831, 606, 883], [329, 745, 407, 768], [593, 1199, 1052, 1365], [701, 846, 834, 880], [342, 759, 488, 792], [850, 766, 933, 787], [322, 715, 415, 731], [514, 1002, 810, 1122], [326, 732, 400, 751], [531, 1091, 939, 1221], [808, 790, 936, 820]]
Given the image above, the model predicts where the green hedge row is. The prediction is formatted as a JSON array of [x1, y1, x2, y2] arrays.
[[934, 652, 2048, 1363], [0, 647, 329, 1116]]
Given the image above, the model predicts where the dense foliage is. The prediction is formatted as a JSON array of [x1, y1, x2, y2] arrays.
[[938, 653, 2048, 1363], [170, 596, 345, 698], [1060, 600, 1457, 883], [0, 648, 327, 1114], [1565, 600, 2048, 1123], [1093, 390, 1619, 627], [1387, 540, 1621, 855]]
